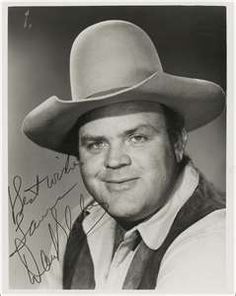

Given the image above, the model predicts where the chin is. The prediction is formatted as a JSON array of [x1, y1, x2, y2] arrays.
[[108, 204, 144, 222]]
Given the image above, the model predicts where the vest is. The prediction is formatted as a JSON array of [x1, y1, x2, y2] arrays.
[[63, 174, 225, 289]]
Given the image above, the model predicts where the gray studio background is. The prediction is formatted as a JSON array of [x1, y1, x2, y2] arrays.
[[8, 6, 226, 289]]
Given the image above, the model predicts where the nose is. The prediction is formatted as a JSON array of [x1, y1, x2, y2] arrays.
[[104, 143, 131, 169]]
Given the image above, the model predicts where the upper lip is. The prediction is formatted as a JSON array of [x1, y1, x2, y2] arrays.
[[103, 177, 139, 184]]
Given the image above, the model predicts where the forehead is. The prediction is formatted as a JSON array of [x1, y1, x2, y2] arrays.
[[78, 101, 167, 135]]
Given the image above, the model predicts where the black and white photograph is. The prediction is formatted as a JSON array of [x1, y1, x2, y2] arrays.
[[6, 4, 232, 292]]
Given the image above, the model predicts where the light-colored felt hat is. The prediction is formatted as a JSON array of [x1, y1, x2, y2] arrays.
[[22, 20, 225, 156]]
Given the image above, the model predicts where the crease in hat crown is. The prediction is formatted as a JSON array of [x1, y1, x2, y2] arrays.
[[22, 19, 225, 156], [70, 20, 162, 101]]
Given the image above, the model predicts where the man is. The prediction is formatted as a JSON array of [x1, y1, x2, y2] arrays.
[[22, 20, 226, 292]]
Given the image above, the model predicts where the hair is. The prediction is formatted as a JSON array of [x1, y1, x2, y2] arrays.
[[162, 105, 183, 143], [162, 105, 190, 168]]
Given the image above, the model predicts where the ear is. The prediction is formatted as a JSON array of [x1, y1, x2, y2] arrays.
[[174, 128, 188, 163]]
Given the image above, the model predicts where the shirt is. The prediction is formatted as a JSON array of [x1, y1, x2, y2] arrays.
[[40, 163, 226, 292]]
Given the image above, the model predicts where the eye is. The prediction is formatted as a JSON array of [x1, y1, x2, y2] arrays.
[[86, 141, 108, 153], [129, 134, 148, 145]]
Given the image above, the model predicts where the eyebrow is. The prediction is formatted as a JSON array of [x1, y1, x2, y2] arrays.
[[122, 125, 156, 136], [80, 135, 107, 146], [80, 124, 161, 145]]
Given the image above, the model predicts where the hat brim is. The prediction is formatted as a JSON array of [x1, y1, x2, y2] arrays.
[[22, 71, 225, 156]]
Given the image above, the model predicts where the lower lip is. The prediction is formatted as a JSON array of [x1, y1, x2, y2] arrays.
[[105, 179, 139, 192]]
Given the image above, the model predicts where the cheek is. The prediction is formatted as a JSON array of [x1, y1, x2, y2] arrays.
[[79, 149, 104, 176], [137, 142, 176, 183], [79, 162, 103, 202], [79, 153, 106, 196]]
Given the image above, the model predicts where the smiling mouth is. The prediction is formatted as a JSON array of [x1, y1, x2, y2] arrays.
[[105, 177, 139, 184], [103, 178, 139, 192]]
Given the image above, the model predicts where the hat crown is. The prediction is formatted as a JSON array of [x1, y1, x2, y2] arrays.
[[70, 20, 162, 100]]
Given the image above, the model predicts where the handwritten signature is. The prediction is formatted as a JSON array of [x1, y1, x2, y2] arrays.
[[9, 155, 79, 243], [9, 155, 81, 284], [13, 204, 73, 284], [9, 154, 109, 285]]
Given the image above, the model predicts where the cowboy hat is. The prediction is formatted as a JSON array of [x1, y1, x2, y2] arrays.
[[22, 20, 225, 156]]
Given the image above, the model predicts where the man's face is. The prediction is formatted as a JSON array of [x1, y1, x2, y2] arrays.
[[78, 101, 178, 225]]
